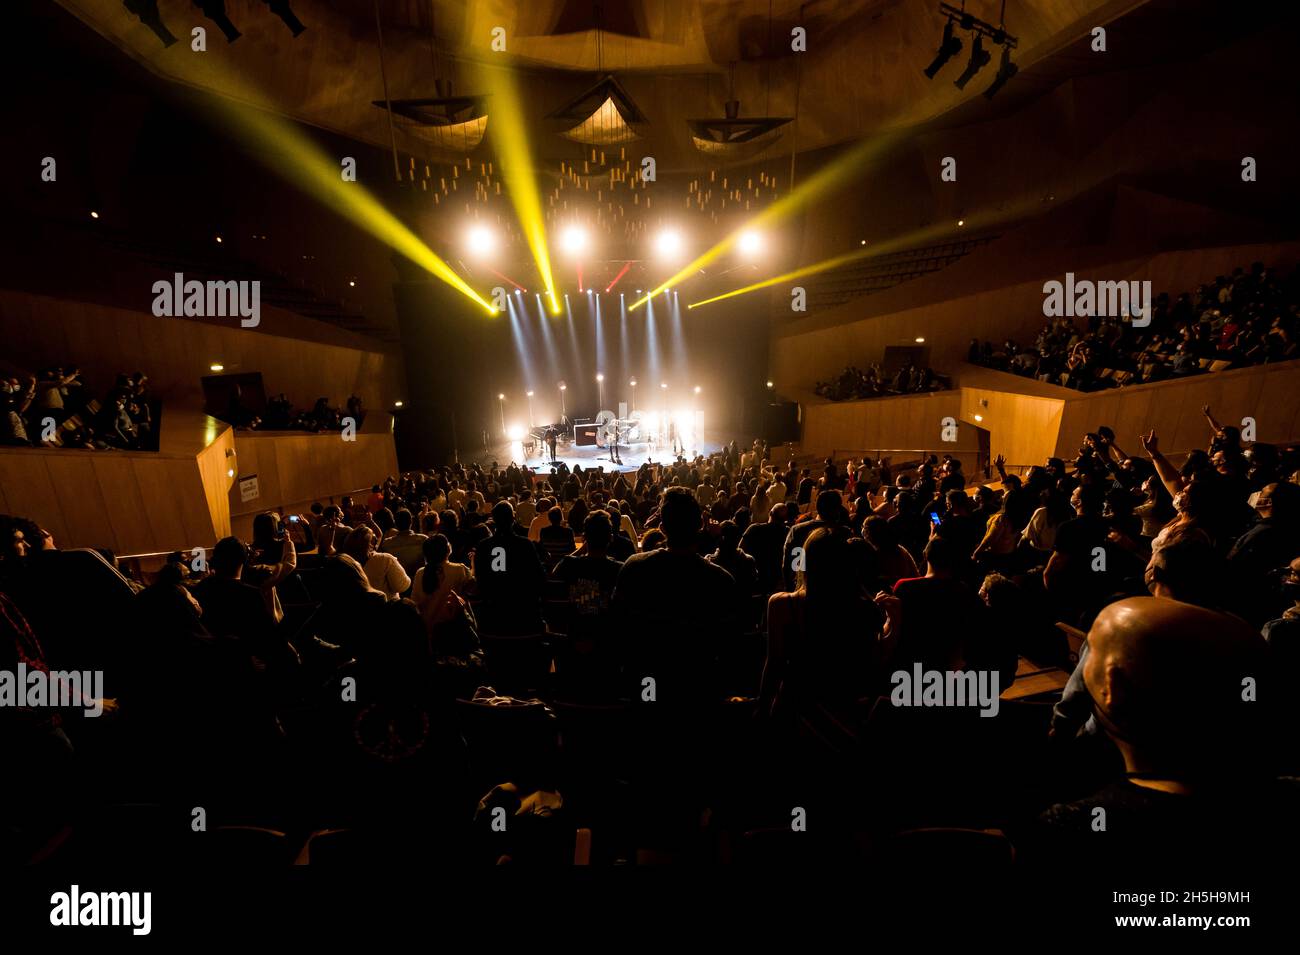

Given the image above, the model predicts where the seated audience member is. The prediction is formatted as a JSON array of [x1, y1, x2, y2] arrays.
[[708, 520, 759, 598], [782, 490, 846, 592], [1052, 533, 1226, 743], [1043, 484, 1122, 625], [612, 487, 738, 706], [539, 505, 577, 569], [314, 505, 351, 557], [1030, 598, 1294, 873], [740, 502, 789, 595], [761, 527, 887, 757], [554, 510, 624, 692], [1225, 481, 1300, 626], [864, 515, 919, 589], [472, 501, 546, 634], [342, 526, 410, 599], [247, 513, 298, 623], [193, 537, 291, 673], [380, 508, 429, 578], [876, 535, 990, 673], [411, 534, 473, 631], [979, 572, 1061, 672]]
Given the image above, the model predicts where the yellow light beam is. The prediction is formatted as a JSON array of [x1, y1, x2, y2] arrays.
[[687, 247, 878, 310], [630, 131, 906, 311], [476, 59, 559, 313], [210, 89, 496, 313], [685, 190, 1057, 311]]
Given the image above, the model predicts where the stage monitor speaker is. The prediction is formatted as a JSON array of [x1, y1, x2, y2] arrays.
[[760, 401, 800, 444], [575, 424, 599, 446]]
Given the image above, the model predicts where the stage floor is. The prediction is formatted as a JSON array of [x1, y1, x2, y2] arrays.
[[468, 431, 729, 474]]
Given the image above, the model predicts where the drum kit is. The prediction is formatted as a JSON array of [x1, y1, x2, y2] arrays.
[[593, 409, 643, 448]]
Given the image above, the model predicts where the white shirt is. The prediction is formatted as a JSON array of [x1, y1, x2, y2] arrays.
[[364, 551, 411, 598]]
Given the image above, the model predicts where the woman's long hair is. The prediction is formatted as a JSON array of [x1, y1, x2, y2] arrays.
[[420, 534, 451, 595]]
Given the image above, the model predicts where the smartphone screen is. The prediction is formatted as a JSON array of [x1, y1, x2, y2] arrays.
[[929, 511, 942, 526]]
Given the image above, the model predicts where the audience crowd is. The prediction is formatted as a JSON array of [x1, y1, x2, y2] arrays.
[[814, 361, 947, 401], [971, 261, 1300, 391], [220, 388, 366, 434], [2, 412, 1296, 868], [0, 365, 154, 450]]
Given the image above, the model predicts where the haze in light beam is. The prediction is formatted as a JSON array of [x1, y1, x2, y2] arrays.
[[475, 59, 559, 313], [204, 74, 495, 313]]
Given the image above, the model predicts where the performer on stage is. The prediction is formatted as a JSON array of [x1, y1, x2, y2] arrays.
[[610, 422, 623, 465], [544, 425, 558, 464]]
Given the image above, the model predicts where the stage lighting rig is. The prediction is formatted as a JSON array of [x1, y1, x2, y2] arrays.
[[260, 0, 306, 37], [737, 230, 763, 257], [560, 225, 589, 256], [983, 44, 1019, 99], [123, 0, 178, 47], [192, 0, 241, 43], [923, 19, 962, 78], [927, 3, 1018, 91], [466, 224, 495, 257], [953, 35, 992, 90], [655, 230, 684, 260]]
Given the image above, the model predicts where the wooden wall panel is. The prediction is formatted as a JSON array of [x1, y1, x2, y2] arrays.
[[0, 290, 404, 412]]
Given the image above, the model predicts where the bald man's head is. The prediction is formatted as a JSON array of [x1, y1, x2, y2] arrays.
[[1085, 598, 1267, 774]]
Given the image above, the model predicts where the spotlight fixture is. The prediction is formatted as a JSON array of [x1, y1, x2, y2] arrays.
[[654, 230, 683, 260], [953, 35, 992, 90], [923, 19, 963, 78], [766, 380, 774, 389], [90, 211, 100, 219], [507, 424, 526, 441], [983, 44, 1018, 99], [737, 231, 763, 257], [260, 0, 306, 37], [215, 235, 223, 244], [123, 0, 178, 47], [915, 337, 926, 343], [560, 225, 589, 256], [193, 0, 242, 43], [930, 3, 1018, 90], [596, 373, 604, 382], [498, 393, 506, 400], [394, 401, 404, 408], [210, 363, 224, 372], [466, 224, 495, 257]]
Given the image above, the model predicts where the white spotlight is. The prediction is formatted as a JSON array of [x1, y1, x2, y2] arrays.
[[467, 224, 495, 256], [507, 424, 526, 441], [654, 230, 683, 259], [596, 373, 604, 382], [737, 230, 763, 256], [560, 225, 588, 256]]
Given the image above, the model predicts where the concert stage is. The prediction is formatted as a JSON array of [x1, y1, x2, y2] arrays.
[[469, 431, 728, 474]]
